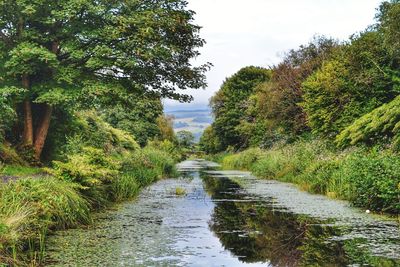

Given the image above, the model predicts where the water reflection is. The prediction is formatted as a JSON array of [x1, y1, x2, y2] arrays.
[[202, 174, 400, 266]]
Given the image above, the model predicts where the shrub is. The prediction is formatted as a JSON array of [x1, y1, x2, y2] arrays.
[[298, 158, 342, 195], [50, 147, 119, 187], [335, 151, 400, 213], [0, 144, 27, 166]]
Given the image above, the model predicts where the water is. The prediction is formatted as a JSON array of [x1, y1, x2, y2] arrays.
[[45, 160, 400, 266]]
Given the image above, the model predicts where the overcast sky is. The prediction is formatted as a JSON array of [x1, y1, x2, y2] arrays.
[[164, 0, 383, 111]]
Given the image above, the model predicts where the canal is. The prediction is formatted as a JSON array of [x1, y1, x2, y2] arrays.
[[45, 160, 400, 266]]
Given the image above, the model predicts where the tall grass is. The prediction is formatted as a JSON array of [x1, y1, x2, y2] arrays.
[[220, 140, 400, 214], [0, 177, 91, 265]]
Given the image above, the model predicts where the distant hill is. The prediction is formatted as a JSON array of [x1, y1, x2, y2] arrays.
[[165, 108, 213, 142], [174, 122, 189, 128], [192, 116, 213, 123]]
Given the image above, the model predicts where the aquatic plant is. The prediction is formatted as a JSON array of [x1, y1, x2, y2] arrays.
[[175, 187, 186, 196]]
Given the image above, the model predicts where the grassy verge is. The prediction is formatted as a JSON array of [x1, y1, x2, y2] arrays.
[[0, 146, 178, 266], [218, 139, 400, 214]]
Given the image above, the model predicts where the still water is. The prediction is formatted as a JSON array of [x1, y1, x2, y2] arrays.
[[45, 160, 400, 266]]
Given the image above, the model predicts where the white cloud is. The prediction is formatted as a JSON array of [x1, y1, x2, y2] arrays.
[[164, 0, 383, 110]]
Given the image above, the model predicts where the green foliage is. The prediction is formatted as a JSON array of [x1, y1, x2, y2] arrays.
[[0, 0, 209, 101], [46, 111, 139, 162], [210, 66, 271, 151], [335, 151, 400, 213], [219, 140, 400, 213], [222, 148, 264, 171], [199, 126, 222, 154], [0, 177, 90, 263], [302, 59, 355, 135], [336, 95, 400, 148], [0, 144, 27, 166], [302, 30, 400, 136], [378, 0, 400, 60], [176, 130, 195, 149], [101, 96, 164, 147], [0, 0, 210, 161], [5, 42, 58, 76], [147, 139, 183, 162], [239, 37, 338, 146], [0, 86, 25, 142], [50, 147, 119, 188], [111, 174, 140, 202], [74, 111, 140, 152], [156, 115, 177, 143], [203, 3, 400, 150]]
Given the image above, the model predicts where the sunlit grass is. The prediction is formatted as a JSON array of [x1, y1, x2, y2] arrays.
[[0, 165, 43, 177]]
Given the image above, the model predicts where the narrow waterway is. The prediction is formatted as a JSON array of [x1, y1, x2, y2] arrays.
[[45, 160, 400, 266]]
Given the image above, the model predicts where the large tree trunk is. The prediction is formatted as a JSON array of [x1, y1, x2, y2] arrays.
[[32, 41, 58, 160], [34, 105, 53, 160], [22, 75, 33, 146]]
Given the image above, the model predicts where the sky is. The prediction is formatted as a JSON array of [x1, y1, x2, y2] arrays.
[[163, 0, 383, 111]]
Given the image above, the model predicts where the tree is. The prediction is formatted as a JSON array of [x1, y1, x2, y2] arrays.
[[210, 66, 270, 151], [241, 37, 338, 144], [99, 92, 164, 147], [156, 115, 176, 143], [199, 126, 221, 154], [378, 0, 400, 60], [176, 130, 195, 148], [302, 30, 400, 136], [0, 0, 209, 160]]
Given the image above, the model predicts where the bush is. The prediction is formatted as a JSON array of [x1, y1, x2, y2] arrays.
[[120, 147, 176, 185], [50, 147, 119, 187], [0, 143, 27, 166], [0, 87, 23, 144], [335, 151, 400, 213]]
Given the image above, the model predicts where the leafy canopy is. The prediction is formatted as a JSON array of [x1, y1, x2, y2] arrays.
[[0, 0, 210, 106], [210, 66, 270, 151]]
